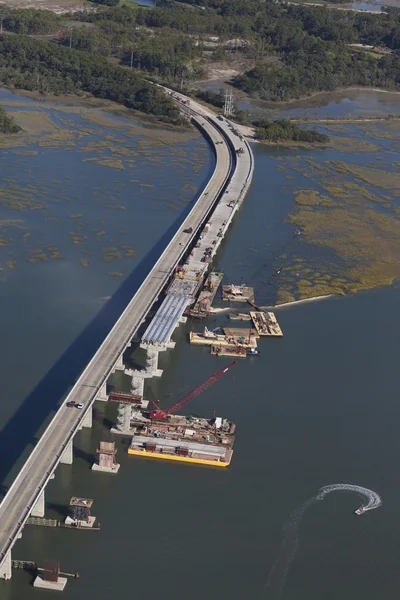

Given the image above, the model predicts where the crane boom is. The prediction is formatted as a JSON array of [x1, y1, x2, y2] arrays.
[[150, 361, 236, 419]]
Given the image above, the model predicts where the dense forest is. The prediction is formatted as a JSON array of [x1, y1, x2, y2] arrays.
[[0, 106, 21, 134], [253, 118, 330, 143], [0, 35, 180, 122], [0, 1, 400, 103], [66, 0, 400, 99]]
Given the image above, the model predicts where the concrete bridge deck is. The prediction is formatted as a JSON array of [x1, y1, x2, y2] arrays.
[[0, 111, 233, 577]]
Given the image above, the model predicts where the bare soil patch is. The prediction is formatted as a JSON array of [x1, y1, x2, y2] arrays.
[[0, 0, 89, 14]]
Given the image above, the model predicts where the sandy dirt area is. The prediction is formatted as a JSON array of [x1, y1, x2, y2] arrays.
[[0, 0, 89, 13]]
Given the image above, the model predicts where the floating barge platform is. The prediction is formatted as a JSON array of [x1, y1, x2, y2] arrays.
[[229, 312, 252, 321], [250, 311, 283, 337], [211, 344, 247, 358], [186, 271, 223, 318], [128, 412, 235, 467], [222, 284, 254, 303], [189, 327, 259, 349]]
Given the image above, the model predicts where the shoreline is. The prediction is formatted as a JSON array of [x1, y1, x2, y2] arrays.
[[210, 295, 334, 315], [245, 86, 400, 110]]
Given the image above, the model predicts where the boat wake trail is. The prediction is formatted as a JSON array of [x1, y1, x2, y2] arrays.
[[265, 484, 381, 599], [317, 484, 382, 512]]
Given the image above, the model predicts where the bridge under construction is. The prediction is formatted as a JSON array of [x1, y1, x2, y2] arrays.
[[0, 96, 254, 581]]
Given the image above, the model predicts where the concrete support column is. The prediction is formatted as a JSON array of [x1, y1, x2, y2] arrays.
[[0, 552, 12, 580], [112, 353, 125, 373], [141, 346, 163, 378], [31, 489, 45, 518], [81, 406, 92, 429], [131, 374, 145, 398], [60, 440, 73, 465], [116, 404, 132, 432], [96, 382, 108, 402]]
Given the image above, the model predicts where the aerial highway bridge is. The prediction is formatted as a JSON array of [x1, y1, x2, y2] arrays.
[[0, 100, 254, 580]]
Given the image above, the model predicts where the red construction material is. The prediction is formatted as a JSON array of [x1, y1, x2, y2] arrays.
[[150, 361, 236, 419], [109, 392, 142, 405]]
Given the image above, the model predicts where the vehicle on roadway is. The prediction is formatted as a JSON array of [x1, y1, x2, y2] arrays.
[[183, 227, 193, 234], [66, 401, 84, 409]]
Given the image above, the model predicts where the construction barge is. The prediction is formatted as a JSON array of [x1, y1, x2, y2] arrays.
[[222, 284, 254, 303], [128, 412, 235, 467], [229, 312, 252, 321], [190, 326, 259, 349], [186, 271, 223, 318], [250, 311, 283, 337]]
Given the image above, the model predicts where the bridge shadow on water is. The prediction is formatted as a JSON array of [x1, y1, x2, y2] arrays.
[[0, 188, 211, 494]]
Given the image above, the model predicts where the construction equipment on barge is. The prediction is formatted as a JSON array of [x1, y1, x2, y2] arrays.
[[128, 363, 237, 466], [250, 311, 283, 337], [128, 413, 235, 467], [149, 361, 236, 419], [211, 345, 247, 358], [222, 284, 254, 302], [189, 326, 259, 350], [186, 271, 223, 318], [229, 312, 252, 321]]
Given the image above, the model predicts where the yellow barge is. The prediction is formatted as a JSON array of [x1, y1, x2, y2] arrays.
[[127, 447, 232, 467], [128, 411, 235, 467]]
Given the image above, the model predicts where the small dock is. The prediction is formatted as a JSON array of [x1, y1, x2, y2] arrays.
[[222, 284, 254, 303], [186, 272, 223, 318], [250, 312, 283, 337]]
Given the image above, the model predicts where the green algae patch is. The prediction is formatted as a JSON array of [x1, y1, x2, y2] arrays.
[[93, 158, 124, 170], [328, 161, 400, 190], [12, 150, 38, 156], [295, 189, 338, 207], [10, 111, 57, 134], [328, 136, 379, 153], [279, 204, 400, 301]]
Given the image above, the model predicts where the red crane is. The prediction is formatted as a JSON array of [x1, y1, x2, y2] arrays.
[[150, 361, 237, 419]]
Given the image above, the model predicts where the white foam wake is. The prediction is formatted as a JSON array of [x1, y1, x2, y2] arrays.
[[318, 483, 382, 512], [265, 484, 381, 599]]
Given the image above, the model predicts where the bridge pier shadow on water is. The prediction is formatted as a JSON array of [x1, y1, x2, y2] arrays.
[[0, 189, 212, 495]]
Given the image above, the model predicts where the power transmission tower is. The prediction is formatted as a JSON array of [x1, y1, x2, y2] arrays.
[[223, 89, 234, 117]]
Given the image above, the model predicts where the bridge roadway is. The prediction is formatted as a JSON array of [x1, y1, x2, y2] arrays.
[[0, 111, 233, 575]]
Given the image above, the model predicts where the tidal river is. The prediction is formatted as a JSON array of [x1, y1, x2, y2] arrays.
[[1, 89, 400, 600]]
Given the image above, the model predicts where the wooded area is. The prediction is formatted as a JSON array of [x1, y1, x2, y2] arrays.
[[0, 106, 21, 133], [0, 1, 399, 107], [0, 35, 180, 121]]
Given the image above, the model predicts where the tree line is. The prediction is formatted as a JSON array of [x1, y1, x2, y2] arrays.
[[0, 35, 180, 122], [0, 106, 21, 133], [253, 118, 330, 143], [1, 0, 400, 102]]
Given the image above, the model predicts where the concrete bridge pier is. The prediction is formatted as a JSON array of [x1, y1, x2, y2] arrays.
[[60, 440, 73, 465], [140, 344, 165, 378], [116, 404, 132, 433], [31, 489, 45, 518], [96, 382, 108, 402], [131, 374, 145, 397], [112, 353, 125, 373], [0, 552, 11, 580], [81, 406, 92, 429]]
